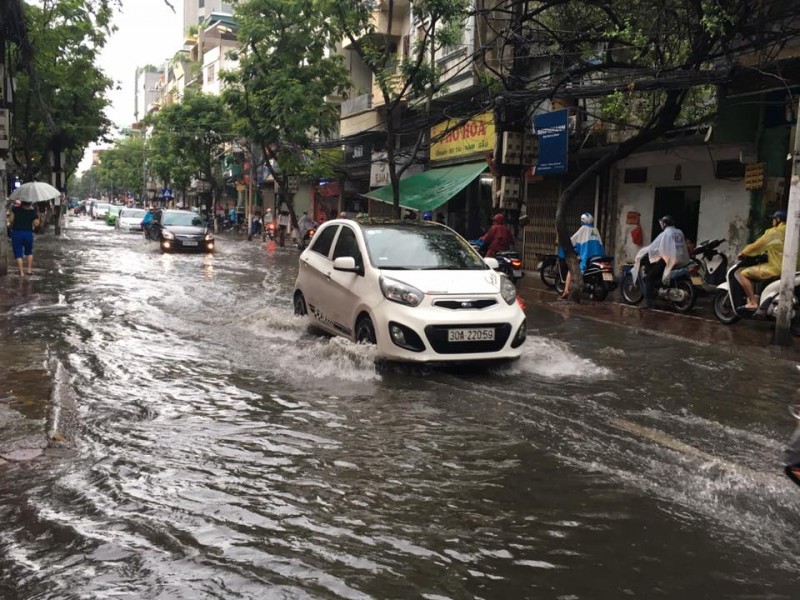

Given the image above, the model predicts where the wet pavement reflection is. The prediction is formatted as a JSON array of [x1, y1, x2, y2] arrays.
[[1, 218, 799, 599]]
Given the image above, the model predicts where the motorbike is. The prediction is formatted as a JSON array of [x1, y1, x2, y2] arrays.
[[690, 238, 729, 290], [262, 222, 275, 241], [469, 241, 524, 285], [551, 255, 616, 301], [298, 227, 316, 250], [712, 255, 800, 332], [537, 253, 559, 289], [620, 259, 699, 313]]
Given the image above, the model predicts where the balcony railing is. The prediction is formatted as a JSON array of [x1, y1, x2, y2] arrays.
[[341, 93, 373, 117]]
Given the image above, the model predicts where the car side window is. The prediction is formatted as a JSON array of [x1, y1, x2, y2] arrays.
[[309, 225, 338, 258], [332, 226, 362, 266]]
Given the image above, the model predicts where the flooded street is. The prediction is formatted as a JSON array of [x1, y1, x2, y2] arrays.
[[1, 218, 800, 599]]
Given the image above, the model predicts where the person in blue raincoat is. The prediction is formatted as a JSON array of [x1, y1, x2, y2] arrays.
[[558, 213, 605, 298]]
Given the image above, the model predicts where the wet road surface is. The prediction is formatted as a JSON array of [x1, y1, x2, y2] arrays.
[[1, 217, 799, 599]]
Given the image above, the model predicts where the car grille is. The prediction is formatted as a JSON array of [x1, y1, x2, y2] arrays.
[[424, 323, 511, 354], [433, 299, 497, 310]]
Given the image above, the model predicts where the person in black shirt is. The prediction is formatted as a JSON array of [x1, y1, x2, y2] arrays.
[[8, 200, 40, 276]]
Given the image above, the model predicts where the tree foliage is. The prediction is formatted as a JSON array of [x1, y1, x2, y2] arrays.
[[223, 0, 351, 222], [6, 0, 115, 184], [145, 92, 233, 209]]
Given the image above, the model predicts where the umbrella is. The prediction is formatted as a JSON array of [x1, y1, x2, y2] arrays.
[[9, 181, 61, 204]]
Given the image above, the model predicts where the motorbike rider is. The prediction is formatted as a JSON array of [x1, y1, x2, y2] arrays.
[[297, 211, 317, 236], [736, 210, 788, 310], [480, 213, 513, 258], [640, 215, 690, 309], [559, 213, 605, 299]]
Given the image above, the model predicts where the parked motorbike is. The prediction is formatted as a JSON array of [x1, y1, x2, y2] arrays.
[[712, 255, 800, 332], [298, 227, 316, 250], [690, 238, 729, 290], [469, 241, 524, 285], [552, 255, 616, 301], [537, 253, 559, 289], [620, 260, 699, 313]]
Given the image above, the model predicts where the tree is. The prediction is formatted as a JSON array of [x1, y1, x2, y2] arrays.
[[223, 0, 351, 227], [146, 92, 233, 213], [95, 136, 147, 200], [482, 0, 800, 301], [333, 0, 471, 218]]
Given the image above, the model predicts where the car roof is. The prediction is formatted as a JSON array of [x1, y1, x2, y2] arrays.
[[324, 218, 448, 230]]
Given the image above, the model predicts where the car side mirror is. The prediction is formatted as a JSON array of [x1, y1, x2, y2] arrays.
[[333, 256, 360, 273], [484, 257, 500, 269]]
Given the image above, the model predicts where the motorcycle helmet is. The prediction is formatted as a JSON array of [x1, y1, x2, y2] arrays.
[[771, 210, 787, 223], [422, 211, 433, 221], [580, 212, 593, 225], [659, 215, 675, 229]]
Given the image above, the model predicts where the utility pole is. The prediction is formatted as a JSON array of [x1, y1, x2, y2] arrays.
[[773, 97, 800, 346], [51, 148, 64, 236]]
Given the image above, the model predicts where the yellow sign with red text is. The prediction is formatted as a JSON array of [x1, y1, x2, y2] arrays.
[[430, 113, 495, 162]]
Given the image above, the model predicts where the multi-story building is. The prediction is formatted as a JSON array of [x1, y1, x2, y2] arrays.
[[134, 66, 163, 124], [183, 0, 233, 34]]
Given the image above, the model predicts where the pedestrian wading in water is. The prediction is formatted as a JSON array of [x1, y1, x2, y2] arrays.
[[8, 200, 40, 276]]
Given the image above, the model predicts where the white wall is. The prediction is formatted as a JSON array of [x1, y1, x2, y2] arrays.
[[613, 144, 751, 269]]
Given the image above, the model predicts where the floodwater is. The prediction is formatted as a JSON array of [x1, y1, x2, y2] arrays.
[[1, 217, 799, 599]]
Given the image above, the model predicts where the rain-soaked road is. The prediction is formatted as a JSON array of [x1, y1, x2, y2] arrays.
[[1, 217, 800, 599]]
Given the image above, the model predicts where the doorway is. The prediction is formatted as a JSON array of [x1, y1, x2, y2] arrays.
[[651, 186, 701, 244]]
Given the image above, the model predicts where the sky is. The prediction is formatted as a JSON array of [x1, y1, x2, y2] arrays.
[[78, 0, 183, 173]]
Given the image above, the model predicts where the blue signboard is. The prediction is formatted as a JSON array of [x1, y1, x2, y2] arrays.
[[533, 109, 569, 175], [161, 188, 173, 199]]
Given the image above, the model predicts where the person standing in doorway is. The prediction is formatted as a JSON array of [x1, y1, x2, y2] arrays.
[[8, 200, 40, 276]]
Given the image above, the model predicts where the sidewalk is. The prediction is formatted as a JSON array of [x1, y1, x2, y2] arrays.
[[515, 269, 799, 355]]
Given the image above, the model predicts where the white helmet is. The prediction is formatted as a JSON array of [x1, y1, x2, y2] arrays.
[[580, 213, 593, 225]]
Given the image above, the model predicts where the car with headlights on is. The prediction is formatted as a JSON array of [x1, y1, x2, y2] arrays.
[[292, 219, 526, 363], [116, 208, 147, 232], [149, 209, 215, 253]]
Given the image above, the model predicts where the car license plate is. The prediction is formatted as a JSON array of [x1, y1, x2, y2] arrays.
[[602, 272, 614, 281], [182, 241, 198, 247], [690, 275, 702, 285], [448, 328, 495, 342]]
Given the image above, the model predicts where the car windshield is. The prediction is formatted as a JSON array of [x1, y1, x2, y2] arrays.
[[163, 212, 205, 227], [362, 224, 487, 270], [109, 206, 121, 215], [120, 209, 146, 219]]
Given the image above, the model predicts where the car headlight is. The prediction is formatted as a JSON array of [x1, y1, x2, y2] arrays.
[[162, 230, 174, 240], [380, 276, 424, 307], [205, 233, 214, 241], [500, 276, 517, 305]]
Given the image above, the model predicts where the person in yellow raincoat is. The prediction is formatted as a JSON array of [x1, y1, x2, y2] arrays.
[[736, 210, 789, 309]]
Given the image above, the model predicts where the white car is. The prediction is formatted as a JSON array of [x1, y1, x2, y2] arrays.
[[92, 202, 111, 220], [116, 208, 147, 232], [293, 219, 527, 363]]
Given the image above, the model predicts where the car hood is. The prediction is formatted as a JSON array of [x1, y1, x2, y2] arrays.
[[164, 225, 206, 235], [380, 268, 501, 295]]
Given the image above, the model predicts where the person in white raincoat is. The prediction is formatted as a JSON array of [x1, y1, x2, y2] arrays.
[[635, 215, 690, 308]]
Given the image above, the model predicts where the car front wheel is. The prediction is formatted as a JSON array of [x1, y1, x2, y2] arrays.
[[293, 291, 307, 316], [355, 316, 376, 344]]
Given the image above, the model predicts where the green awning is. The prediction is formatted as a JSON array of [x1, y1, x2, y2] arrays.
[[363, 162, 487, 213]]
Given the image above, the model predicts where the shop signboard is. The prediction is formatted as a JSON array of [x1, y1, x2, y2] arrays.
[[370, 151, 390, 187], [532, 109, 569, 175], [430, 112, 495, 162]]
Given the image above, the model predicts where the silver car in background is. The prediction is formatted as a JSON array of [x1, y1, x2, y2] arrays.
[[116, 208, 147, 233]]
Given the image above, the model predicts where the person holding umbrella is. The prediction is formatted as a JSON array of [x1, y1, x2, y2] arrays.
[[8, 199, 40, 275], [8, 181, 58, 275]]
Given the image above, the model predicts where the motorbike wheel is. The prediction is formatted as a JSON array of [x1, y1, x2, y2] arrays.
[[712, 289, 740, 325], [670, 280, 697, 313], [554, 270, 565, 295], [591, 282, 609, 301], [621, 273, 643, 305], [539, 260, 557, 289]]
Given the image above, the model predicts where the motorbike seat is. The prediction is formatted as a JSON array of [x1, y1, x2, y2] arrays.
[[588, 255, 614, 263]]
